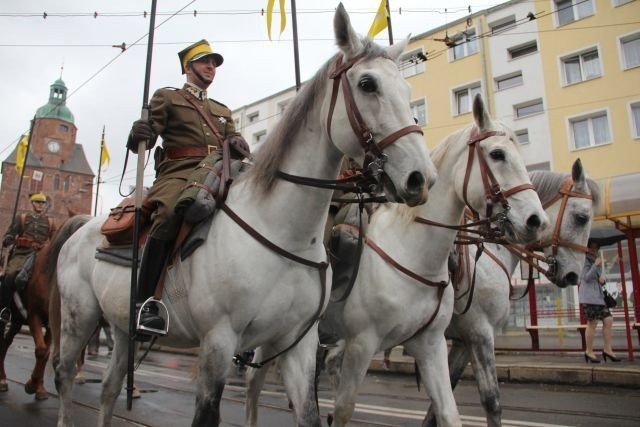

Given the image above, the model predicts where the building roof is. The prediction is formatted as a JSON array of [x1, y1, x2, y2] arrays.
[[60, 144, 94, 176], [2, 144, 42, 170], [35, 78, 75, 124]]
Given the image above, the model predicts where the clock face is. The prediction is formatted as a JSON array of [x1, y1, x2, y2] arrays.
[[48, 140, 60, 153]]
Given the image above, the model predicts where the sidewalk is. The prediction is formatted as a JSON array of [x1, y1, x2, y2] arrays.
[[369, 346, 640, 389]]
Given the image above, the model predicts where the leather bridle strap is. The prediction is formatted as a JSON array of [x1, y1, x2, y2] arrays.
[[219, 203, 328, 369]]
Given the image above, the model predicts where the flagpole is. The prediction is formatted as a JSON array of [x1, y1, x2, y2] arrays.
[[385, 0, 394, 44], [94, 126, 105, 216], [10, 117, 36, 228], [127, 0, 157, 410], [290, 0, 301, 91]]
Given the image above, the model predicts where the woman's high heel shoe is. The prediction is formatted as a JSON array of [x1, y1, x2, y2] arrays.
[[602, 352, 621, 362], [584, 353, 601, 363]]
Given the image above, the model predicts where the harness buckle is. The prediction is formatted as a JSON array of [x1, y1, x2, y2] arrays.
[[207, 145, 218, 155]]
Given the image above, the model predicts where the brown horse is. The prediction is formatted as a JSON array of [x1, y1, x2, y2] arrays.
[[0, 214, 91, 400]]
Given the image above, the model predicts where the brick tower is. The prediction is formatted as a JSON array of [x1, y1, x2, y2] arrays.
[[0, 78, 95, 235]]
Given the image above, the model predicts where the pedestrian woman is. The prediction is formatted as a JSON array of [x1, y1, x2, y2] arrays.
[[579, 240, 621, 363]]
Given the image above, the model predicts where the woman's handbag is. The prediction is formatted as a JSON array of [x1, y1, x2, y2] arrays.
[[603, 289, 617, 308]]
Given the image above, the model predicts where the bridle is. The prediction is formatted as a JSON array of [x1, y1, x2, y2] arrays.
[[507, 176, 593, 280]]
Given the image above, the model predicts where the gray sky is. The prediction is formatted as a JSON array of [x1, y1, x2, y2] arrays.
[[0, 0, 503, 213]]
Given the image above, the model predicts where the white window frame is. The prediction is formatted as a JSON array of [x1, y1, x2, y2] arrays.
[[451, 28, 478, 61], [629, 100, 640, 139], [515, 129, 530, 145], [247, 111, 259, 124], [554, 0, 595, 27], [618, 31, 640, 70], [452, 83, 482, 116], [495, 71, 524, 91], [278, 98, 292, 115], [514, 99, 544, 119], [489, 15, 516, 34], [613, 0, 634, 7], [399, 48, 426, 78], [252, 130, 267, 145], [410, 98, 427, 126], [567, 109, 612, 150], [508, 40, 538, 60], [560, 45, 602, 86]]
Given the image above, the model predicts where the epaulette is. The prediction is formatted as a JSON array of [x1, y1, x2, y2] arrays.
[[209, 98, 229, 109]]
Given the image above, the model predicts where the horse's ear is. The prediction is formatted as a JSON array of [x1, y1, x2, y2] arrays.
[[385, 37, 410, 62], [472, 94, 492, 131], [571, 158, 586, 187], [334, 3, 363, 60]]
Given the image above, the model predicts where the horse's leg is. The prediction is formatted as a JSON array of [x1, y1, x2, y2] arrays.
[[405, 331, 461, 427], [324, 339, 345, 394], [423, 338, 470, 427], [0, 321, 22, 392], [278, 326, 321, 427], [53, 302, 100, 427], [467, 332, 502, 427], [26, 312, 50, 400], [192, 328, 236, 426], [97, 327, 132, 427], [332, 335, 378, 427], [245, 347, 273, 427], [75, 347, 86, 384]]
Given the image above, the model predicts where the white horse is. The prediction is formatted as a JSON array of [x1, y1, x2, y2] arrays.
[[246, 94, 549, 427], [423, 159, 599, 427], [49, 5, 437, 427]]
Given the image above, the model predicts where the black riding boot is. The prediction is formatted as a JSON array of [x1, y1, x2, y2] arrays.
[[0, 274, 15, 322]]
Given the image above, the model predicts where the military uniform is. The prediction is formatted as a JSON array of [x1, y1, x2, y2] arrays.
[[146, 83, 239, 233]]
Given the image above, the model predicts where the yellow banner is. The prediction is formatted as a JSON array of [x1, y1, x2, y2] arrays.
[[15, 133, 29, 175], [266, 0, 287, 40], [368, 0, 389, 39], [100, 140, 111, 169]]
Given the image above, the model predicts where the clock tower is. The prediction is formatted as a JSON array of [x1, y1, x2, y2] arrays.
[[0, 77, 95, 234]]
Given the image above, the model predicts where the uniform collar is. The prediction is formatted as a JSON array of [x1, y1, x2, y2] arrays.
[[184, 83, 207, 101]]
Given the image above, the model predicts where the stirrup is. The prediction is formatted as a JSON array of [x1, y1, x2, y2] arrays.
[[135, 297, 169, 337], [0, 307, 11, 323]]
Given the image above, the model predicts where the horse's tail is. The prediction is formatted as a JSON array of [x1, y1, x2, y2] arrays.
[[49, 214, 92, 359]]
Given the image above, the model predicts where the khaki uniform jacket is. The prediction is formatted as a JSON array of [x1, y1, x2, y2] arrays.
[[4, 212, 55, 275], [146, 84, 240, 227]]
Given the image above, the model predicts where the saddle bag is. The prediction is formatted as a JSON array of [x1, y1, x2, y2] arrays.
[[100, 197, 152, 245]]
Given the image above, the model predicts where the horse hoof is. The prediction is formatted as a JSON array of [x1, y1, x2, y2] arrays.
[[327, 413, 333, 425], [0, 379, 8, 392], [35, 390, 49, 400], [132, 385, 141, 399], [24, 380, 36, 395], [75, 373, 85, 384]]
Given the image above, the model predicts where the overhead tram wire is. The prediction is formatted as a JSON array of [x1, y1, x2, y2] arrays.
[[0, 0, 196, 158]]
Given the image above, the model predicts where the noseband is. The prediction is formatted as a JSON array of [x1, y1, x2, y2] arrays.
[[327, 54, 424, 182]]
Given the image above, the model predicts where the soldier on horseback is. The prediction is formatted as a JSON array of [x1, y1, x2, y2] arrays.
[[0, 192, 56, 323], [125, 39, 249, 339]]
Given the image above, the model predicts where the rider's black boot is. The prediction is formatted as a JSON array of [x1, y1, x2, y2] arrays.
[[135, 236, 171, 339]]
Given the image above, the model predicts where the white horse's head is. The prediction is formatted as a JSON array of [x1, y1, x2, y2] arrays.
[[326, 4, 436, 206], [453, 94, 548, 243], [530, 159, 599, 288]]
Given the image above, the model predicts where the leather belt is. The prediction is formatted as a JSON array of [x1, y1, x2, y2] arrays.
[[165, 145, 217, 159]]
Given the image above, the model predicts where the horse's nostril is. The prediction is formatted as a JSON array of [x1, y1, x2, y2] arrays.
[[526, 214, 541, 230], [406, 171, 425, 194]]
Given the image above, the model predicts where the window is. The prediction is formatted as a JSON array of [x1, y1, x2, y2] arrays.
[[399, 49, 426, 78], [278, 99, 291, 114], [620, 32, 640, 69], [452, 29, 478, 60], [561, 48, 601, 85], [570, 111, 611, 149], [59, 124, 69, 133], [508, 41, 538, 59], [614, 0, 634, 6], [631, 102, 640, 138], [515, 129, 530, 145], [489, 16, 516, 34], [410, 99, 427, 126], [247, 111, 259, 123], [253, 130, 267, 145], [515, 99, 544, 118], [555, 0, 594, 26], [54, 174, 60, 190], [63, 176, 70, 192], [454, 84, 481, 115], [495, 72, 523, 90]]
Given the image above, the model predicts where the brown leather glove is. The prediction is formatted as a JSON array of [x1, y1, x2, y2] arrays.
[[126, 119, 156, 153], [225, 135, 250, 159]]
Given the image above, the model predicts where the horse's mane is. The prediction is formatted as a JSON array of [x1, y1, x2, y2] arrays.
[[45, 214, 92, 278], [529, 170, 601, 206], [246, 38, 388, 195]]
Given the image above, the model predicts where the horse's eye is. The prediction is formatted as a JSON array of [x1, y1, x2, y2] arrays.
[[489, 149, 505, 161], [358, 76, 377, 93], [574, 213, 589, 226]]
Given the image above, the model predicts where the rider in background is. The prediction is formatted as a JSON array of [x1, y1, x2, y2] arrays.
[[0, 192, 55, 323], [125, 39, 249, 338]]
